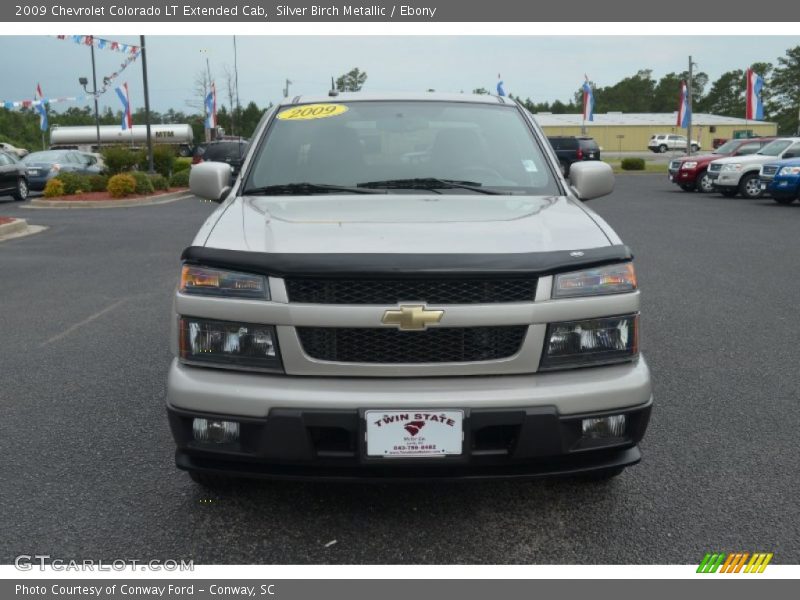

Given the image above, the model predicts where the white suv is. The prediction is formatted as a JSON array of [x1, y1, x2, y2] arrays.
[[648, 134, 700, 154]]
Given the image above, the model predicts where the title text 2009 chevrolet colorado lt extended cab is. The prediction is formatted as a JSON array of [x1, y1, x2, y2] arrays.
[[168, 93, 652, 486]]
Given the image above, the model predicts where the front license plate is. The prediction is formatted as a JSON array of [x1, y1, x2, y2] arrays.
[[668, 174, 674, 181], [365, 410, 464, 457], [761, 183, 767, 190]]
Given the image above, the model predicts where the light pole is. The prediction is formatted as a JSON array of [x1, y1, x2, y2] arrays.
[[79, 37, 102, 151], [140, 35, 154, 174]]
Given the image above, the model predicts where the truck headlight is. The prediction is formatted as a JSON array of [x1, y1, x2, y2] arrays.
[[539, 314, 638, 371], [780, 166, 800, 175], [553, 263, 636, 298], [681, 161, 698, 169], [180, 264, 269, 299], [721, 163, 743, 172], [179, 317, 282, 371]]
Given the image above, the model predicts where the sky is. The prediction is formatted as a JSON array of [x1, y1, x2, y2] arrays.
[[0, 35, 795, 114]]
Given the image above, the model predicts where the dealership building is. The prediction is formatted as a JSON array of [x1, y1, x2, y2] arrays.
[[533, 112, 777, 152]]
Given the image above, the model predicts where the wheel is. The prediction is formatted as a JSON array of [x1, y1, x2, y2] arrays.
[[679, 184, 695, 192], [12, 178, 28, 201], [658, 144, 668, 153], [772, 195, 797, 205], [696, 171, 714, 193], [560, 161, 569, 176], [720, 189, 738, 198], [738, 173, 763, 199], [188, 470, 235, 489], [691, 144, 699, 152], [178, 146, 192, 158]]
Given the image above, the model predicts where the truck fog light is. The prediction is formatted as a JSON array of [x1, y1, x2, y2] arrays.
[[193, 418, 240, 443], [582, 415, 626, 439]]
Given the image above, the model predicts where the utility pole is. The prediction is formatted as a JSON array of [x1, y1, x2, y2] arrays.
[[233, 35, 241, 137], [140, 35, 154, 174], [283, 78, 292, 98], [90, 37, 101, 152], [687, 55, 694, 157]]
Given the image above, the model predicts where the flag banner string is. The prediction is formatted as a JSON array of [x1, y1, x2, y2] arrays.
[[55, 35, 140, 56], [2, 46, 140, 109]]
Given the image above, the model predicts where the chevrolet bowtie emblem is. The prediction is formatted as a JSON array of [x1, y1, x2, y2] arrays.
[[381, 305, 444, 331]]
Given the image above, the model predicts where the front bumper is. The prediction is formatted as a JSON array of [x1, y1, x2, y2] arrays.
[[26, 174, 52, 191], [766, 175, 800, 197], [711, 171, 742, 189], [166, 357, 652, 480], [670, 169, 698, 185]]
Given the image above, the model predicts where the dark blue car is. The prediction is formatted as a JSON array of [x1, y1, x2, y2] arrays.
[[21, 150, 102, 191], [760, 157, 800, 205]]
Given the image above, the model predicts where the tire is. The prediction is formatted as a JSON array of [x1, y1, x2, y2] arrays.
[[188, 470, 235, 489], [12, 178, 28, 201], [658, 144, 668, 153], [178, 146, 192, 158], [560, 161, 569, 176], [738, 173, 763, 199], [679, 184, 695, 192], [691, 144, 699, 152], [720, 189, 738, 198], [772, 195, 797, 205], [696, 171, 714, 193]]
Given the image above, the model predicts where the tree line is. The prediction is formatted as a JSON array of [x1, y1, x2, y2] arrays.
[[3, 47, 800, 151], [491, 45, 800, 134]]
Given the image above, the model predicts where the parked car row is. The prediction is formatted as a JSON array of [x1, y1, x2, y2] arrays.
[[0, 148, 104, 201], [668, 136, 800, 203]]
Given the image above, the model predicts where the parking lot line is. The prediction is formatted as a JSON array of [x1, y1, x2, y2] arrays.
[[39, 298, 127, 347]]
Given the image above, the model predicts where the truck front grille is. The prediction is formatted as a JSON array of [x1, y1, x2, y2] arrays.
[[761, 165, 779, 177], [670, 160, 682, 170], [297, 326, 528, 363], [709, 163, 722, 172], [286, 278, 537, 304]]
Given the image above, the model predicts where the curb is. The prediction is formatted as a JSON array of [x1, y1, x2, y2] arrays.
[[0, 218, 28, 236], [24, 190, 192, 209], [0, 218, 48, 243]]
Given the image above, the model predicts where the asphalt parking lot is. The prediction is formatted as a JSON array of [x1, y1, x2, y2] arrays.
[[1, 175, 798, 564]]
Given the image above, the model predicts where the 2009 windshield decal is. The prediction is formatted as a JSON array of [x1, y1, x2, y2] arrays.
[[277, 104, 349, 121]]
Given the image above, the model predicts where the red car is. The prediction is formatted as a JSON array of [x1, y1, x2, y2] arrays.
[[668, 138, 775, 192]]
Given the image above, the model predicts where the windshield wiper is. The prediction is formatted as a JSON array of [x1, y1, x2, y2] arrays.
[[242, 182, 386, 196], [357, 177, 509, 195]]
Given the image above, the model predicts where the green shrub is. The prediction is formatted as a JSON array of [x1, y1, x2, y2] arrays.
[[151, 145, 176, 178], [173, 157, 191, 173], [54, 172, 92, 195], [88, 174, 109, 192], [43, 179, 65, 198], [620, 157, 646, 171], [169, 169, 190, 188], [107, 173, 137, 198], [148, 173, 169, 191], [130, 171, 155, 195], [101, 146, 141, 175]]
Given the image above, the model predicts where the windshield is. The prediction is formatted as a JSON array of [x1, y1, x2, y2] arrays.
[[714, 140, 741, 154], [244, 101, 558, 195], [758, 140, 792, 156], [22, 151, 66, 164]]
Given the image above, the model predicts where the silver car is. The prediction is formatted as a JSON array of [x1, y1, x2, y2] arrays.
[[168, 92, 652, 486]]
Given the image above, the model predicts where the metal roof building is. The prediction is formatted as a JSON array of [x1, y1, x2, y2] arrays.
[[533, 112, 777, 152]]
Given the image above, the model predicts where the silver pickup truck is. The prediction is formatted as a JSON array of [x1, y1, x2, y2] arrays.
[[168, 92, 652, 486]]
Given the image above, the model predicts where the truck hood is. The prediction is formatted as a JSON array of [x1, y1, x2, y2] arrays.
[[711, 154, 778, 166], [200, 194, 612, 254]]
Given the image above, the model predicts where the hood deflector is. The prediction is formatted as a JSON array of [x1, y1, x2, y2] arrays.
[[180, 245, 633, 278]]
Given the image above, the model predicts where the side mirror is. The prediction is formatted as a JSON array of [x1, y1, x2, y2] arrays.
[[568, 161, 614, 201], [189, 161, 232, 203]]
